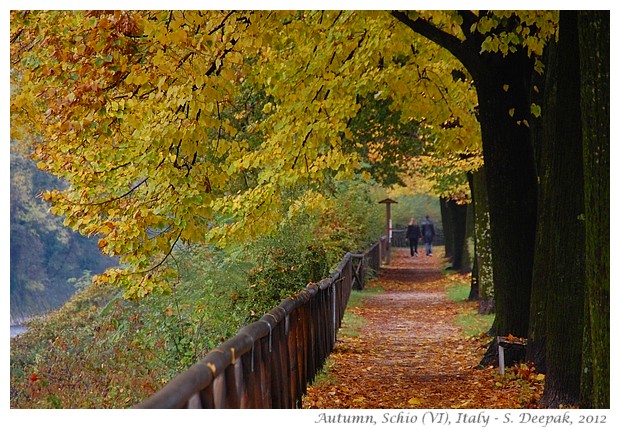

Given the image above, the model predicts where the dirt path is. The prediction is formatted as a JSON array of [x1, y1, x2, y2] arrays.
[[302, 247, 541, 409]]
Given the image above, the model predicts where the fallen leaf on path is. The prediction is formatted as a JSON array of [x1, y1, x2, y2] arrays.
[[302, 248, 543, 410], [408, 397, 423, 405]]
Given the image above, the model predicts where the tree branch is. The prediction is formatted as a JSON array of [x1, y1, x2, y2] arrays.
[[457, 10, 479, 38], [136, 229, 183, 277], [390, 11, 475, 71]]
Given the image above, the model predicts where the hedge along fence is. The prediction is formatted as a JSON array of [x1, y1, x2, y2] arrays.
[[135, 238, 386, 409]]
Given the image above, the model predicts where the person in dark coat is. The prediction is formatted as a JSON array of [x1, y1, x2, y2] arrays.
[[406, 217, 422, 256], [421, 215, 436, 256]]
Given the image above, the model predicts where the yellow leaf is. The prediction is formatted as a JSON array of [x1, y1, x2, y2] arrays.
[[408, 397, 422, 405], [97, 238, 107, 250], [508, 108, 515, 117], [170, 29, 188, 44]]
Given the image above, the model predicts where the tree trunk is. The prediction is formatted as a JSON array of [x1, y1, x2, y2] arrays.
[[466, 174, 478, 300], [471, 167, 494, 315], [538, 11, 586, 408], [391, 11, 539, 366], [475, 51, 538, 354], [526, 40, 558, 375], [578, 10, 610, 409], [468, 256, 479, 301], [447, 199, 468, 271], [440, 197, 454, 259], [461, 200, 473, 275]]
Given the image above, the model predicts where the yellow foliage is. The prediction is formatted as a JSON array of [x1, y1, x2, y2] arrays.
[[10, 10, 555, 296]]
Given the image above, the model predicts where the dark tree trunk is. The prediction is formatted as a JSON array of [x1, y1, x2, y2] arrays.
[[468, 256, 479, 301], [390, 11, 538, 366], [447, 199, 468, 271], [474, 51, 537, 350], [527, 39, 558, 375], [537, 11, 586, 408], [466, 173, 479, 300], [440, 197, 454, 259], [577, 10, 610, 409]]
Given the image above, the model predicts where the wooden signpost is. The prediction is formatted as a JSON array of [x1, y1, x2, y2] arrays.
[[378, 198, 397, 265]]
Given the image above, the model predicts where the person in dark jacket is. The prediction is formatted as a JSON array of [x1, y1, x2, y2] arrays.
[[421, 215, 436, 256], [406, 217, 422, 256]]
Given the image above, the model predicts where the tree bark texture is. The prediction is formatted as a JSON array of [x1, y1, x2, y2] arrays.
[[468, 171, 479, 301], [474, 51, 538, 344], [577, 10, 609, 409], [526, 40, 558, 375], [471, 168, 494, 314], [461, 201, 474, 275], [538, 11, 586, 408]]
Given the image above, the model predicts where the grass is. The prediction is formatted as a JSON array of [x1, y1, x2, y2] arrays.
[[309, 355, 338, 387], [446, 282, 494, 337], [446, 281, 471, 301], [339, 282, 383, 337]]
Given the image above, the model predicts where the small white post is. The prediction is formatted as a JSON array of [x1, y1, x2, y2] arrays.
[[498, 338, 505, 375]]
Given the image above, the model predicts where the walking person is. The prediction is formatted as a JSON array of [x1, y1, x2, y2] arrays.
[[406, 217, 422, 256], [421, 215, 436, 256]]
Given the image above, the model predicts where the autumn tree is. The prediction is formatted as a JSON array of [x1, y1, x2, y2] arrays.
[[10, 147, 116, 320], [344, 94, 427, 187], [10, 10, 609, 407], [390, 11, 555, 355], [10, 10, 479, 296]]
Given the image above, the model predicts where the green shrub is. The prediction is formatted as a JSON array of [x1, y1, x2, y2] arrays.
[[243, 216, 330, 319], [10, 179, 385, 408]]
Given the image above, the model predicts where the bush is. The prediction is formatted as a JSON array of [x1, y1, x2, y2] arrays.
[[243, 217, 331, 319], [10, 179, 385, 408]]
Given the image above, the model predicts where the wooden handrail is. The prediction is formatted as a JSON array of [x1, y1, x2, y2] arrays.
[[135, 241, 383, 409]]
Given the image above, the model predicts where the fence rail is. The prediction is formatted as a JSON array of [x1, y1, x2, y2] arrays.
[[135, 238, 387, 409]]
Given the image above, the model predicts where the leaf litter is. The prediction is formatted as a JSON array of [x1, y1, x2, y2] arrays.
[[302, 248, 543, 409]]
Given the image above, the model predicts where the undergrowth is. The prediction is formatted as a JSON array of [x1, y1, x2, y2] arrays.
[[10, 180, 384, 408]]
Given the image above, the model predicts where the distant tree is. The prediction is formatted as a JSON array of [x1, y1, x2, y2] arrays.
[[469, 167, 493, 314]]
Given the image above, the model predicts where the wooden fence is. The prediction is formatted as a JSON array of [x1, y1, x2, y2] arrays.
[[135, 237, 387, 409]]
